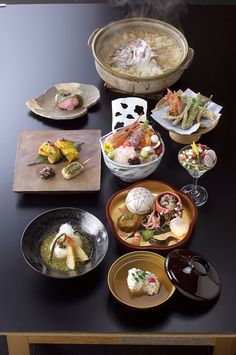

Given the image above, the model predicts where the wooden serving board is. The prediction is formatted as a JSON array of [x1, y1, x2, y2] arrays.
[[13, 130, 101, 193]]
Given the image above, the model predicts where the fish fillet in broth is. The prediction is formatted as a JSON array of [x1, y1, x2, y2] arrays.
[[110, 38, 157, 68]]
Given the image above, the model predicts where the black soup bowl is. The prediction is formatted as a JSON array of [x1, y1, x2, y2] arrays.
[[21, 207, 109, 279]]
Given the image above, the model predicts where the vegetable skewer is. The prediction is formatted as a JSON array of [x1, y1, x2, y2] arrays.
[[61, 158, 92, 180]]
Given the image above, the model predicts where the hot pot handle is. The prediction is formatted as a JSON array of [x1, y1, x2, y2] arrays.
[[88, 28, 102, 48], [179, 48, 194, 70]]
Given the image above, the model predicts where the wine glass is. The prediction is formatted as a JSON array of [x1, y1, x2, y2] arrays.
[[178, 143, 217, 206]]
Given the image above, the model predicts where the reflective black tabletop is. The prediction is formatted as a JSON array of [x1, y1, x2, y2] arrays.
[[0, 3, 235, 333]]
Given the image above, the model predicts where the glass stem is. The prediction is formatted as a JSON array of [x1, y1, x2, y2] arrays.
[[191, 177, 199, 196]]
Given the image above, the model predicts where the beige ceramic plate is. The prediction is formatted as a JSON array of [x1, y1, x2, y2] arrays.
[[107, 251, 175, 309], [106, 180, 197, 252], [26, 82, 100, 120], [13, 130, 101, 193]]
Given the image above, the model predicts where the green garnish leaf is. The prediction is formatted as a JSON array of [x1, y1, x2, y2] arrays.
[[73, 141, 84, 152], [28, 154, 50, 166], [132, 272, 140, 282], [125, 233, 135, 240], [55, 90, 83, 109], [28, 154, 65, 166], [137, 271, 146, 280], [123, 213, 133, 220], [76, 94, 84, 108], [159, 214, 167, 227], [154, 225, 171, 235]]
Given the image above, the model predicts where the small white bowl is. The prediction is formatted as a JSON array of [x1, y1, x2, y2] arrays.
[[100, 132, 165, 183]]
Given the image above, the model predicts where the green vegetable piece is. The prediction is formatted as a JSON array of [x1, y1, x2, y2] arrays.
[[184, 93, 204, 129], [137, 270, 147, 280], [132, 272, 140, 282], [64, 162, 82, 174], [108, 151, 115, 160], [181, 96, 193, 130], [185, 106, 199, 129], [142, 119, 149, 129], [141, 229, 154, 241], [140, 150, 148, 158]]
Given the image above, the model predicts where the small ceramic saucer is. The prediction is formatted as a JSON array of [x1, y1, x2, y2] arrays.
[[26, 82, 100, 120]]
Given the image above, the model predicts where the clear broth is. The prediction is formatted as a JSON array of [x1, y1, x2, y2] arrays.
[[40, 230, 92, 272]]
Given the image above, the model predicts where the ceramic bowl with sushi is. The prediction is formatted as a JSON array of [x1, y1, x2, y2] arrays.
[[100, 132, 165, 183], [21, 207, 109, 278]]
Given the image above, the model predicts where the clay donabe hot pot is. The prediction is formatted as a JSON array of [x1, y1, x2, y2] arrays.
[[88, 17, 194, 94]]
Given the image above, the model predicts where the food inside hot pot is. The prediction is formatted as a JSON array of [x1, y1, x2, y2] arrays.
[[103, 118, 163, 165], [102, 30, 182, 77], [110, 39, 157, 69]]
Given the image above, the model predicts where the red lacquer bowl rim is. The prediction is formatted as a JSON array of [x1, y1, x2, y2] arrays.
[[155, 190, 182, 214], [106, 179, 198, 252]]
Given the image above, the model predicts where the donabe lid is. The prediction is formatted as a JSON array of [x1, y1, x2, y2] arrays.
[[164, 249, 221, 301]]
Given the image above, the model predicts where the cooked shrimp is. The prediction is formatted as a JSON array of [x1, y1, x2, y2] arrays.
[[106, 117, 142, 148], [165, 89, 182, 116]]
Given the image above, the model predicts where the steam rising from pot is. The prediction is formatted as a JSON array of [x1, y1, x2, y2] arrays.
[[108, 0, 187, 29]]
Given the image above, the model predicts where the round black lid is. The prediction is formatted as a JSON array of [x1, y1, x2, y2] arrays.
[[164, 249, 221, 301]]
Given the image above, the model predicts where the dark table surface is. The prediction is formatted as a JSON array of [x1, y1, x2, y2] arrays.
[[0, 3, 235, 334]]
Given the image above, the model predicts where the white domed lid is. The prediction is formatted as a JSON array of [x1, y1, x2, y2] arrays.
[[125, 187, 154, 215]]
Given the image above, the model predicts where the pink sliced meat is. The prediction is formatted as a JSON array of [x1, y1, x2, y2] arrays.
[[58, 96, 79, 111]]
